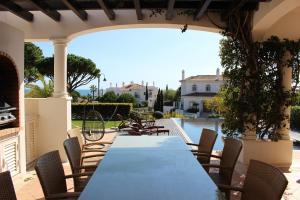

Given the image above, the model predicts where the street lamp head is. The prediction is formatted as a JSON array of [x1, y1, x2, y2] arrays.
[[103, 77, 107, 82]]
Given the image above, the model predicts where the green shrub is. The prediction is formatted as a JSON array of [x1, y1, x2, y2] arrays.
[[291, 106, 300, 130], [153, 111, 164, 119], [72, 103, 132, 120], [208, 114, 221, 118]]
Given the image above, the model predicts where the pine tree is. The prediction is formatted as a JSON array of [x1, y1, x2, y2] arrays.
[[160, 90, 164, 112], [145, 83, 149, 100]]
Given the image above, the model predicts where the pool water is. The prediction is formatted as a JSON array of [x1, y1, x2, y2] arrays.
[[175, 118, 300, 150], [175, 118, 224, 150]]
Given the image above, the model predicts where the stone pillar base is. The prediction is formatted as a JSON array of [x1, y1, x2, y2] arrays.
[[239, 139, 293, 169]]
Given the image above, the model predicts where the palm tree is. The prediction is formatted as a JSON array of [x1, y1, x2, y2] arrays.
[[25, 74, 54, 98], [90, 85, 97, 100]]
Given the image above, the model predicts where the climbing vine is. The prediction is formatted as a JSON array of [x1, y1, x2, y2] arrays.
[[221, 10, 300, 140]]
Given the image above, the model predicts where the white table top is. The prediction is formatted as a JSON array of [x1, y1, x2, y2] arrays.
[[79, 136, 222, 200]]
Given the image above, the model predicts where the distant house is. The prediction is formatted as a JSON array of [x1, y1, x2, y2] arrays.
[[180, 68, 224, 113], [106, 82, 159, 107]]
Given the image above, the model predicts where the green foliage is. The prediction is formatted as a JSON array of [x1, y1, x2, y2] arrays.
[[145, 84, 149, 101], [24, 42, 44, 84], [163, 112, 185, 119], [174, 87, 181, 102], [25, 75, 53, 98], [204, 89, 226, 114], [163, 89, 176, 102], [100, 91, 118, 102], [117, 93, 136, 104], [38, 54, 100, 93], [291, 106, 300, 130], [153, 111, 164, 119], [154, 89, 164, 112], [292, 92, 300, 106], [72, 103, 132, 120], [70, 90, 81, 103], [90, 85, 97, 100], [220, 34, 300, 140]]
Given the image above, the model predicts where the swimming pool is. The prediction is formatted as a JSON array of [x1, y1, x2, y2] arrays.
[[174, 118, 300, 150], [174, 118, 224, 150]]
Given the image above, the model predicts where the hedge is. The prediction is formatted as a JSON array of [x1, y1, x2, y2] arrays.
[[72, 103, 133, 120], [291, 106, 300, 130]]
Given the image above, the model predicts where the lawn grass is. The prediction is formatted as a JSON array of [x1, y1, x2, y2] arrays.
[[72, 120, 121, 129]]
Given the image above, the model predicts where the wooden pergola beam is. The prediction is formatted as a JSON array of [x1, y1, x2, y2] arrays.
[[133, 0, 143, 20], [166, 0, 176, 20], [0, 1, 33, 22], [29, 0, 60, 21], [96, 0, 115, 20], [194, 0, 213, 21], [223, 0, 250, 19], [61, 0, 88, 21]]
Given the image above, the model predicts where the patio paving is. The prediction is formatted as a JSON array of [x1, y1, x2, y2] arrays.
[[12, 120, 300, 200]]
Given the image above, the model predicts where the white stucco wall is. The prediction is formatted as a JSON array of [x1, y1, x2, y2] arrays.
[[181, 80, 223, 95], [25, 98, 71, 162], [0, 22, 26, 175]]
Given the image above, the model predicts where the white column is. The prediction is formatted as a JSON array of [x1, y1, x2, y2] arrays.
[[52, 39, 69, 98], [278, 51, 292, 140]]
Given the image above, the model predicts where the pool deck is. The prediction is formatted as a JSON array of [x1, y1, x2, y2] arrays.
[[12, 119, 300, 200]]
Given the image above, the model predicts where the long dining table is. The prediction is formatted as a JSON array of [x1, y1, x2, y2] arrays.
[[79, 135, 223, 200]]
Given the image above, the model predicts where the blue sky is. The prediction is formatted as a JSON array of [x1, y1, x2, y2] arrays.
[[35, 28, 222, 90]]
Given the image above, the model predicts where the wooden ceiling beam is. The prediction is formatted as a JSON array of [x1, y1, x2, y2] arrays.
[[96, 0, 115, 20], [222, 0, 250, 19], [194, 0, 213, 21], [166, 0, 176, 20], [133, 0, 143, 20], [29, 0, 60, 21], [0, 1, 33, 22], [61, 0, 88, 21]]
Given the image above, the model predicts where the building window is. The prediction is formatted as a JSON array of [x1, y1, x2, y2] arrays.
[[192, 84, 197, 92], [206, 84, 211, 92]]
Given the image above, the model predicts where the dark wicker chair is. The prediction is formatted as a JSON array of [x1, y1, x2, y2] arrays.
[[64, 137, 105, 191], [187, 128, 218, 164], [218, 159, 288, 200], [35, 150, 90, 199], [201, 138, 242, 184], [0, 171, 17, 200]]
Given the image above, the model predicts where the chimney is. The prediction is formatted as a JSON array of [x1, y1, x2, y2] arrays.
[[216, 68, 220, 80], [110, 82, 112, 87], [182, 70, 185, 80], [122, 82, 125, 87]]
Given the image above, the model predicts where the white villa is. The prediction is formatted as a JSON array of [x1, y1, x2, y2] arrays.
[[0, 0, 297, 193], [106, 82, 159, 107], [180, 69, 224, 113]]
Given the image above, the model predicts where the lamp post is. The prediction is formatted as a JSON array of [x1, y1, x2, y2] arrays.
[[97, 73, 107, 99]]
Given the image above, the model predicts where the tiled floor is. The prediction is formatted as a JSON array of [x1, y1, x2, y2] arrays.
[[12, 124, 300, 200]]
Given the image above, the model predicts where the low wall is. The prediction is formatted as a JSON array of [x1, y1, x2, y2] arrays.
[[239, 139, 293, 169], [25, 97, 72, 162]]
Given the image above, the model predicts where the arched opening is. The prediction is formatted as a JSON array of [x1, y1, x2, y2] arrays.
[[0, 53, 19, 129]]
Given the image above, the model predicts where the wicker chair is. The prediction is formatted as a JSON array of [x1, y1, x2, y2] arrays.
[[201, 138, 242, 186], [187, 128, 218, 164], [64, 137, 105, 191], [218, 159, 288, 200], [0, 171, 17, 200], [35, 150, 90, 199]]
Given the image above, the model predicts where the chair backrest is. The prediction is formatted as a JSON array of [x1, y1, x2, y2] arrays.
[[197, 128, 218, 153], [0, 171, 17, 200], [219, 138, 242, 185], [35, 151, 67, 198], [196, 128, 218, 164], [63, 137, 82, 174], [67, 128, 84, 149], [242, 160, 288, 200]]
